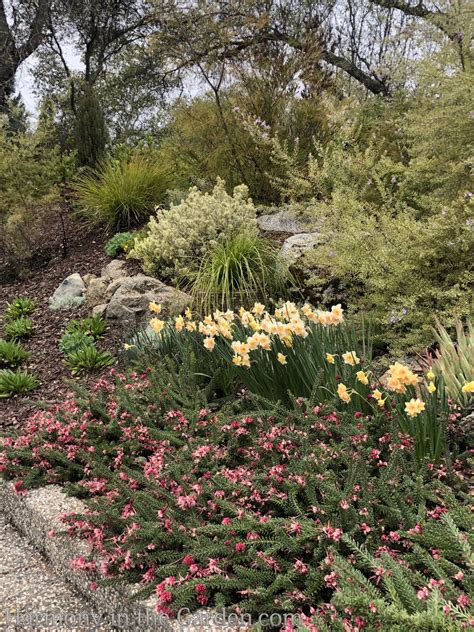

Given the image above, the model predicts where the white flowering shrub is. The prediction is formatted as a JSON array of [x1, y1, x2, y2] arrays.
[[130, 179, 257, 279]]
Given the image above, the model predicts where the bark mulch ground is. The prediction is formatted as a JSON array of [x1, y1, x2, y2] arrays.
[[0, 209, 139, 430]]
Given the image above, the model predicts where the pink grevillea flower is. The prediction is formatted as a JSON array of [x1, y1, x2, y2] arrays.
[[323, 526, 343, 542], [417, 587, 429, 601], [294, 560, 309, 574], [177, 494, 197, 509], [324, 571, 338, 588], [12, 480, 26, 495], [457, 594, 471, 608], [71, 556, 96, 572]]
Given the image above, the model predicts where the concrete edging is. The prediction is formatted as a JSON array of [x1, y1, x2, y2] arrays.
[[0, 480, 173, 630]]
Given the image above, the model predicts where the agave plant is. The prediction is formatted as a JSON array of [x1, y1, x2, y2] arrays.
[[433, 319, 473, 408]]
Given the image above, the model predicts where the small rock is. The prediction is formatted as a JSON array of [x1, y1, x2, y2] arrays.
[[82, 273, 96, 287], [280, 232, 319, 265], [257, 209, 313, 234], [101, 259, 128, 280], [49, 273, 85, 306], [92, 303, 108, 317], [105, 274, 191, 329], [86, 277, 110, 308]]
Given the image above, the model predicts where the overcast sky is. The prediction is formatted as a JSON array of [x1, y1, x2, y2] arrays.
[[15, 44, 83, 120]]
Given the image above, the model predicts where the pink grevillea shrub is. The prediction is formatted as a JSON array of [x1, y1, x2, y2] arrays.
[[0, 370, 472, 629]]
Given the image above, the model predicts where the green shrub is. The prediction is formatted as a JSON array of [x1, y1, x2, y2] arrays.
[[304, 190, 474, 353], [0, 339, 30, 368], [191, 232, 289, 313], [58, 331, 95, 355], [64, 345, 114, 375], [64, 315, 107, 340], [4, 297, 37, 320], [0, 118, 75, 272], [75, 155, 171, 231], [4, 317, 33, 341], [0, 368, 38, 397], [433, 320, 473, 408], [104, 231, 135, 257], [314, 511, 474, 630], [130, 178, 257, 280]]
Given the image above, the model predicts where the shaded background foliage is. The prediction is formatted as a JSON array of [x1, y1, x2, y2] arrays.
[[0, 0, 472, 351]]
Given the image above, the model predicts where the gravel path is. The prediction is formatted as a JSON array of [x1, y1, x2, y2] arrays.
[[0, 514, 110, 631]]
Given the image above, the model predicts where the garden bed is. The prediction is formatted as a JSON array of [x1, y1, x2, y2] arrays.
[[0, 217, 140, 429], [1, 304, 472, 630]]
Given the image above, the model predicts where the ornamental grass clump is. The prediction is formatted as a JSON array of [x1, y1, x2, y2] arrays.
[[75, 155, 171, 231], [190, 232, 290, 313], [130, 178, 257, 280], [0, 371, 471, 626]]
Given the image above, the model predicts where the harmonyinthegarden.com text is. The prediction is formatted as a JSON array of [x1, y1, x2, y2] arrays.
[[3, 608, 304, 629]]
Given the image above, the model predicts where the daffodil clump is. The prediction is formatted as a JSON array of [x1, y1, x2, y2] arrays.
[[148, 300, 354, 406], [145, 300, 470, 462]]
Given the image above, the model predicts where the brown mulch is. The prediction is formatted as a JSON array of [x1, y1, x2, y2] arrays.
[[0, 208, 140, 430]]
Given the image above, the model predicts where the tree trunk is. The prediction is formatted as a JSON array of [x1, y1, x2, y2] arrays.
[[0, 0, 50, 114]]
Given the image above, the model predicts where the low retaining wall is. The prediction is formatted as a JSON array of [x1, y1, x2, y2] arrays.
[[0, 481, 229, 631]]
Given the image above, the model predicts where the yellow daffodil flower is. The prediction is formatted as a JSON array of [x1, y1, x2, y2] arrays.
[[203, 337, 215, 351], [149, 301, 162, 314], [427, 381, 436, 393], [247, 335, 259, 351], [356, 370, 369, 385], [150, 318, 165, 333], [326, 353, 335, 364], [240, 354, 251, 368], [427, 369, 435, 381], [386, 376, 406, 394], [175, 316, 185, 332], [372, 389, 383, 401], [337, 383, 351, 403], [462, 381, 474, 393], [231, 341, 249, 355], [389, 362, 418, 386], [252, 302, 266, 315], [342, 351, 360, 366], [277, 353, 287, 365], [405, 398, 426, 417]]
